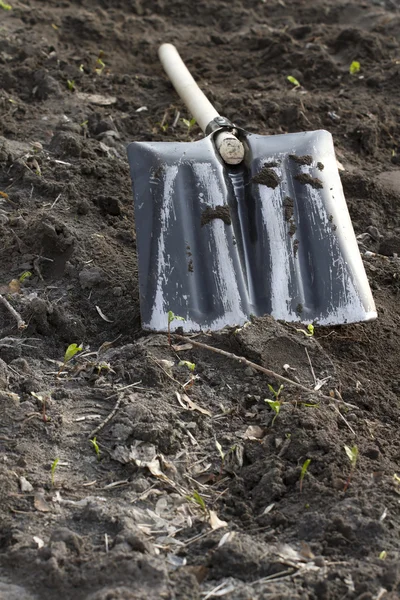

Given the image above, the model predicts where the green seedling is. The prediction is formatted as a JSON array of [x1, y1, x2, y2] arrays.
[[296, 323, 314, 337], [51, 458, 59, 487], [343, 444, 359, 491], [167, 310, 185, 345], [57, 343, 83, 377], [265, 399, 281, 425], [287, 75, 300, 88], [379, 551, 387, 560], [215, 440, 225, 461], [95, 57, 106, 75], [67, 79, 75, 92], [79, 64, 85, 72], [19, 271, 32, 283], [349, 61, 361, 75], [394, 473, 400, 484], [90, 437, 101, 458], [299, 458, 311, 493], [179, 360, 196, 371], [182, 117, 196, 135], [268, 384, 284, 399], [0, 1, 12, 9], [157, 122, 169, 133], [186, 490, 207, 515]]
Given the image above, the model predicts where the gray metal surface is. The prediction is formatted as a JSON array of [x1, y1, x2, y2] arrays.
[[127, 128, 376, 332]]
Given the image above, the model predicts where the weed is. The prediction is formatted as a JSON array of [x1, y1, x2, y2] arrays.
[[0, 1, 12, 9], [299, 458, 311, 493], [90, 437, 101, 458], [167, 310, 185, 345], [95, 57, 106, 75], [51, 458, 59, 487], [287, 75, 300, 88], [343, 444, 358, 491], [349, 61, 361, 75], [265, 384, 284, 425], [268, 384, 284, 399], [67, 79, 75, 92]]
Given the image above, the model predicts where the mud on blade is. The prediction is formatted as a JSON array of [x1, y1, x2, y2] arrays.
[[127, 128, 376, 332]]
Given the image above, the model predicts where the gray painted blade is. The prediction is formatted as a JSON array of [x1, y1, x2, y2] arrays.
[[127, 128, 376, 332]]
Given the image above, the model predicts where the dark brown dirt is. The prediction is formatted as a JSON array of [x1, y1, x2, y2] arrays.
[[1, 0, 400, 599], [294, 173, 324, 189], [251, 165, 281, 188], [201, 205, 232, 227]]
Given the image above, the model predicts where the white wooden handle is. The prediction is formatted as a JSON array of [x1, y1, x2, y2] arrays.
[[158, 43, 244, 165]]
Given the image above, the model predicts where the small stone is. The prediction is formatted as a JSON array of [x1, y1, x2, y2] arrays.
[[19, 476, 34, 492], [112, 286, 123, 297]]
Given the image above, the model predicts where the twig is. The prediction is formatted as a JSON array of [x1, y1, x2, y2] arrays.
[[174, 335, 354, 407], [0, 294, 26, 329], [332, 403, 356, 437], [88, 394, 123, 439], [305, 348, 317, 386]]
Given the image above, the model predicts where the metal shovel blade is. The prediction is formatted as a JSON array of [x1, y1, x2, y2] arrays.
[[127, 127, 377, 332]]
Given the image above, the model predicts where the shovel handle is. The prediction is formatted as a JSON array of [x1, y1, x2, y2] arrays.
[[158, 43, 244, 165]]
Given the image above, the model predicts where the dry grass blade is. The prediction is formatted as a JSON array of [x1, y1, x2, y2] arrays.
[[0, 293, 26, 329]]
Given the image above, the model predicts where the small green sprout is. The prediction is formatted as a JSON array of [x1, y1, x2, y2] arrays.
[[349, 61, 361, 75], [95, 58, 106, 75], [179, 360, 196, 372], [182, 117, 196, 135], [157, 122, 169, 133], [299, 458, 311, 493], [51, 458, 59, 487], [0, 1, 12, 9], [268, 384, 284, 399], [90, 437, 101, 458], [167, 310, 185, 345], [287, 75, 300, 88], [19, 271, 32, 283], [296, 324, 314, 337], [215, 440, 225, 461], [265, 399, 281, 425], [343, 444, 359, 491], [79, 64, 85, 72], [379, 551, 387, 560], [57, 343, 82, 377], [67, 79, 75, 92], [394, 473, 400, 484], [186, 490, 207, 514]]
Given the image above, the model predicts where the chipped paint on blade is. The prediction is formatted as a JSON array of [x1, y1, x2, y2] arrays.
[[127, 128, 377, 332]]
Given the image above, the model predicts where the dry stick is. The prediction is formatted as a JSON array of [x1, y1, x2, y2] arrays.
[[174, 335, 355, 407], [0, 294, 26, 329], [88, 394, 123, 439]]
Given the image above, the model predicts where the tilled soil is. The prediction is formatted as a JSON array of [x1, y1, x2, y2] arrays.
[[1, 1, 400, 598]]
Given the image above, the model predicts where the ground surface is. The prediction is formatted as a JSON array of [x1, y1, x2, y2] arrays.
[[1, 0, 400, 598]]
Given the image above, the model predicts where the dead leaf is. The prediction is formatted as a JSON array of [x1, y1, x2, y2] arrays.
[[0, 191, 9, 199], [243, 425, 265, 440], [176, 392, 212, 417], [76, 92, 117, 106], [95, 305, 114, 323], [34, 491, 51, 512], [184, 565, 209, 583], [218, 531, 235, 548], [8, 279, 21, 294], [209, 510, 228, 530]]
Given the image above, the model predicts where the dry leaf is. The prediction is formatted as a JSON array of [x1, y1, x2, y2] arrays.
[[243, 425, 265, 440], [184, 565, 209, 583], [217, 531, 235, 548], [181, 393, 212, 417], [209, 510, 228, 530], [95, 305, 114, 323], [34, 491, 51, 512], [8, 279, 21, 294]]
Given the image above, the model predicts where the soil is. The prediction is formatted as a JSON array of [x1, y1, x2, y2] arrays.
[[1, 0, 400, 599]]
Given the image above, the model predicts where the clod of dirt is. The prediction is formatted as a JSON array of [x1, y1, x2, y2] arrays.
[[50, 527, 83, 554], [188, 258, 194, 272], [0, 582, 37, 600], [352, 122, 379, 156], [96, 195, 122, 216], [283, 196, 294, 222], [379, 236, 400, 257], [295, 173, 323, 189], [49, 131, 82, 158], [79, 267, 106, 289], [201, 205, 231, 226], [289, 154, 313, 166], [32, 70, 62, 101], [293, 239, 300, 256], [317, 162, 324, 171], [252, 165, 281, 188]]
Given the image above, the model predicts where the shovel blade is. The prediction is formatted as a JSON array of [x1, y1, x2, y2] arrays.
[[127, 129, 376, 332]]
